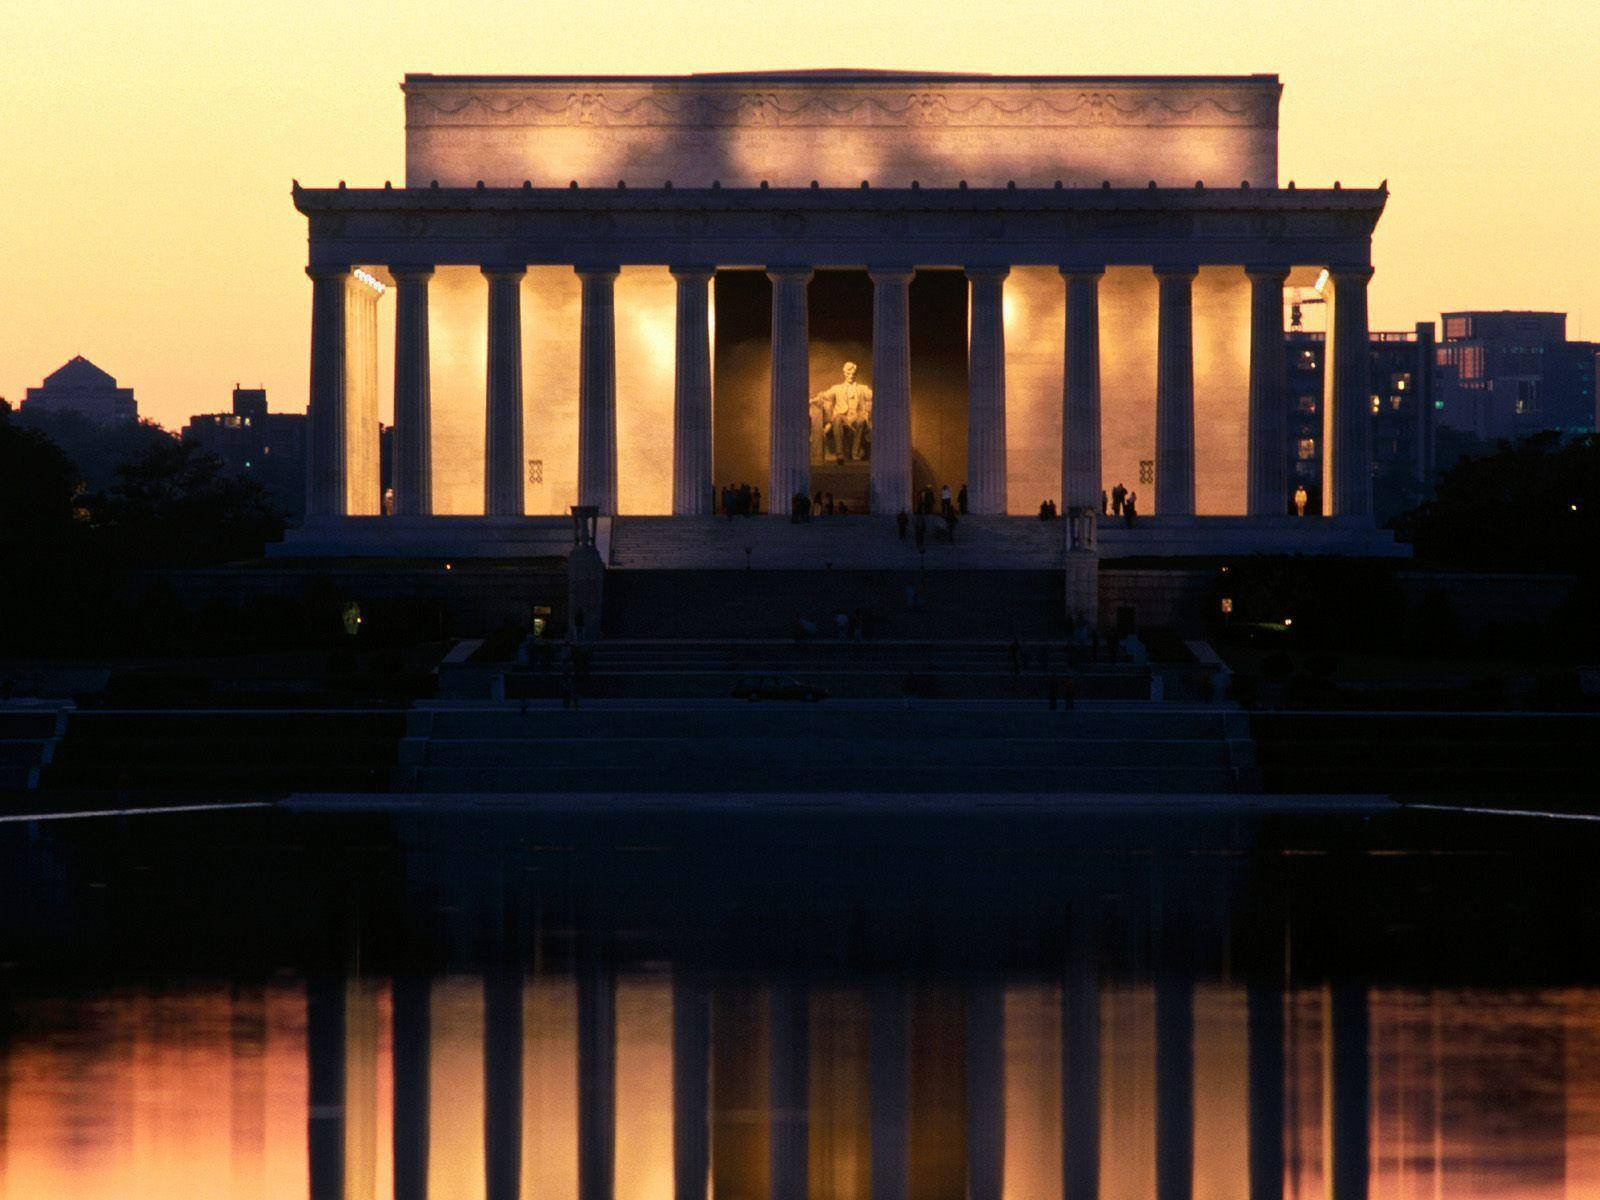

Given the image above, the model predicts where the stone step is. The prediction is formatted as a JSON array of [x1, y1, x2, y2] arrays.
[[408, 764, 1239, 794], [418, 736, 1230, 771]]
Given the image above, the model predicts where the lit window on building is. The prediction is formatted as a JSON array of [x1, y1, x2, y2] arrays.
[[1370, 395, 1382, 413], [1297, 437, 1316, 460], [1220, 597, 1234, 615]]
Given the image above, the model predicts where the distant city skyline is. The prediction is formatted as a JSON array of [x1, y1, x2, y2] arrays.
[[3, 0, 1597, 431]]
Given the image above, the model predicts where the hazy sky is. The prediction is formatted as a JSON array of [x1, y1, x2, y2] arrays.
[[2, 0, 1597, 430]]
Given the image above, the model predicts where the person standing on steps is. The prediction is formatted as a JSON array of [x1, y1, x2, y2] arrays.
[[957, 484, 969, 515]]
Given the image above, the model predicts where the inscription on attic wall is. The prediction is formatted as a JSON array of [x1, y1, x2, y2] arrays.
[[404, 76, 1280, 190]]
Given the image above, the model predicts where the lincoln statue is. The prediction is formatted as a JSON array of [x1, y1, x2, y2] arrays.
[[810, 362, 873, 463]]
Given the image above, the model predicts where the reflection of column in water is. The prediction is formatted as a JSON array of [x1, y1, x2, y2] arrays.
[[673, 972, 711, 1200], [1324, 982, 1368, 1200], [393, 974, 430, 1200], [1154, 968, 1194, 1200], [578, 956, 617, 1200], [1247, 982, 1285, 1200], [869, 981, 908, 1200], [344, 976, 382, 1200], [306, 975, 346, 1200], [771, 980, 811, 1200], [1063, 909, 1100, 1200], [521, 974, 579, 1200], [485, 968, 524, 1200], [965, 985, 1004, 1200]]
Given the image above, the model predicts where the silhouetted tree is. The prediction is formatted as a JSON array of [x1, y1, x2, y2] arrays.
[[91, 440, 285, 566], [1394, 431, 1600, 572], [0, 400, 82, 551], [15, 407, 175, 494]]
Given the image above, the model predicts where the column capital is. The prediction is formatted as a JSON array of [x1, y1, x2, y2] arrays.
[[965, 265, 1010, 282], [1243, 264, 1292, 284], [482, 263, 527, 280], [868, 266, 916, 285], [1058, 263, 1105, 280], [574, 263, 621, 279], [669, 264, 716, 281], [389, 264, 435, 281], [1153, 264, 1199, 282], [1326, 263, 1376, 282], [306, 264, 352, 281], [766, 265, 815, 284]]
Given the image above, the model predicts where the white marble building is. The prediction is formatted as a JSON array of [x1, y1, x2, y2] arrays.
[[283, 71, 1395, 560]]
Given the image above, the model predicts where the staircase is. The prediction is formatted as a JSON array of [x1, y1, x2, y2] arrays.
[[0, 705, 70, 792], [609, 516, 1069, 571], [507, 640, 1153, 701], [394, 703, 1256, 795]]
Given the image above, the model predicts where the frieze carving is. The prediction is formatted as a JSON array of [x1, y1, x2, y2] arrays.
[[408, 83, 1277, 129]]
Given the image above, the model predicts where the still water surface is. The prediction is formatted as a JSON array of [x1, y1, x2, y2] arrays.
[[2, 802, 1597, 1199]]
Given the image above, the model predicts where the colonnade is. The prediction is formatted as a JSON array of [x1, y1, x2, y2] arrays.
[[306, 262, 1374, 522], [305, 970, 1372, 1200]]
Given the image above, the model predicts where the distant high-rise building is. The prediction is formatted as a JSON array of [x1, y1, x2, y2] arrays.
[[182, 386, 308, 518], [1434, 311, 1595, 440], [1286, 324, 1435, 523], [22, 357, 137, 425]]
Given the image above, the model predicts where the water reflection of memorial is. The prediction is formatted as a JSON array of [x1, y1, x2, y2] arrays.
[[6, 807, 1600, 1198]]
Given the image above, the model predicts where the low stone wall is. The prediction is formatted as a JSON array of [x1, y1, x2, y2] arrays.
[[141, 560, 568, 636]]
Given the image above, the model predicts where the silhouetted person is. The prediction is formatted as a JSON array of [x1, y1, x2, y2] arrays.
[[1101, 489, 1109, 515], [897, 510, 909, 540], [920, 485, 935, 515], [1123, 491, 1137, 527], [1111, 482, 1126, 516], [940, 483, 953, 518], [914, 512, 927, 550], [957, 484, 969, 515], [752, 486, 761, 515]]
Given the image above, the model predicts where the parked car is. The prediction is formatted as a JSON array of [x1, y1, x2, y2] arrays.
[[730, 675, 828, 702]]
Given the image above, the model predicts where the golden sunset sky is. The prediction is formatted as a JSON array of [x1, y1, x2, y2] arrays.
[[2, 0, 1596, 431]]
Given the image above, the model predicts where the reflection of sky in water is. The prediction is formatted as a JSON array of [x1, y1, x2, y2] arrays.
[[5, 981, 1600, 1199]]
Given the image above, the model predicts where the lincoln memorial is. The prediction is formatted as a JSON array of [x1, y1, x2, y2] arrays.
[[284, 71, 1396, 563]]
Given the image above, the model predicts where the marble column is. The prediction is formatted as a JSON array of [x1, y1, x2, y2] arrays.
[[392, 266, 434, 517], [578, 957, 617, 1200], [869, 981, 909, 1200], [484, 266, 526, 516], [965, 267, 1008, 514], [1326, 982, 1370, 1200], [768, 267, 813, 512], [1247, 982, 1285, 1200], [1245, 266, 1291, 516], [870, 267, 914, 514], [965, 984, 1004, 1200], [485, 967, 524, 1200], [1154, 267, 1198, 516], [306, 973, 346, 1200], [770, 980, 809, 1200], [306, 267, 350, 517], [673, 971, 712, 1200], [392, 974, 431, 1200], [1325, 266, 1375, 518], [578, 266, 621, 514], [671, 267, 715, 515], [1154, 968, 1194, 1200], [1062, 267, 1104, 513]]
